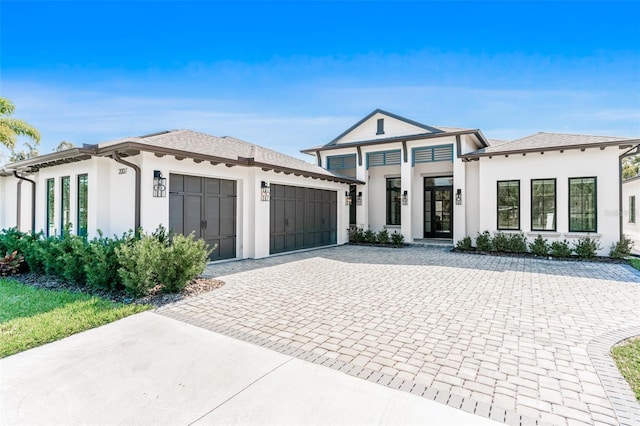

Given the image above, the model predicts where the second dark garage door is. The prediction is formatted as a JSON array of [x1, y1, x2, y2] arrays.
[[270, 184, 337, 254]]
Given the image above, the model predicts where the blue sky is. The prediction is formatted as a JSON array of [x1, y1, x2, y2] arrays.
[[1, 1, 639, 162]]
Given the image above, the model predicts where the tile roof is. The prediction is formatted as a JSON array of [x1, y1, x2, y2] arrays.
[[99, 129, 350, 179], [468, 132, 632, 156]]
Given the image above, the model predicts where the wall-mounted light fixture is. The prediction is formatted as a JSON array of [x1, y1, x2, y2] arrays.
[[456, 188, 462, 205], [402, 190, 409, 205], [345, 191, 352, 206], [153, 170, 167, 198], [261, 181, 270, 201], [356, 192, 363, 205]]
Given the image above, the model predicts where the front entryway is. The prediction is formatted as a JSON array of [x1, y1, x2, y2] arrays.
[[169, 174, 237, 261], [270, 184, 337, 254], [424, 176, 453, 238]]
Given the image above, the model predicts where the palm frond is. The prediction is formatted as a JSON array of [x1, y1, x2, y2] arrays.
[[0, 117, 41, 143]]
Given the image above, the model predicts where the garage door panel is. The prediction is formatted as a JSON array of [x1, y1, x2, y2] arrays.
[[206, 178, 220, 194], [185, 176, 202, 193], [219, 197, 235, 234], [170, 174, 236, 261], [184, 195, 202, 238], [169, 193, 184, 235], [170, 174, 185, 193]]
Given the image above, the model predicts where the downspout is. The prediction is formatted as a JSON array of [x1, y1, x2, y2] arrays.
[[619, 144, 640, 241], [16, 180, 22, 229], [112, 153, 141, 231], [13, 171, 36, 233]]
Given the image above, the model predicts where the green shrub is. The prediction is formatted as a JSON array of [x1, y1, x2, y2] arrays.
[[349, 227, 364, 243], [455, 236, 473, 251], [41, 229, 89, 284], [156, 233, 211, 293], [529, 235, 550, 257], [116, 227, 212, 296], [363, 229, 376, 244], [0, 228, 43, 273], [0, 251, 24, 276], [550, 239, 572, 258], [610, 236, 634, 259], [475, 231, 492, 252], [116, 235, 164, 296], [390, 231, 405, 246], [85, 231, 133, 291], [573, 236, 601, 259], [508, 233, 528, 254], [377, 229, 390, 244], [492, 232, 509, 252]]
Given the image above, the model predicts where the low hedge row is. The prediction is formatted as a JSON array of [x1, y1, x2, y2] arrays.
[[349, 227, 405, 246], [456, 231, 633, 259], [0, 225, 211, 296]]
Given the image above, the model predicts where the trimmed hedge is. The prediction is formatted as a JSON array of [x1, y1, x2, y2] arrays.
[[0, 226, 212, 296]]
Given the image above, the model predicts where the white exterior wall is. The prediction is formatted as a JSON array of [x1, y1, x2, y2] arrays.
[[622, 177, 640, 250], [475, 148, 621, 255], [0, 175, 34, 233]]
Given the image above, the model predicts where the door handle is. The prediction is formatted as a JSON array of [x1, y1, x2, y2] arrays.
[[284, 219, 289, 226]]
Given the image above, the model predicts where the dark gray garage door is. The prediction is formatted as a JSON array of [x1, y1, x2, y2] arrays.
[[169, 174, 236, 261], [270, 184, 337, 254]]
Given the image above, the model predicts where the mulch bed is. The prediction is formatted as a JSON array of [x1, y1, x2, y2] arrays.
[[10, 273, 225, 308]]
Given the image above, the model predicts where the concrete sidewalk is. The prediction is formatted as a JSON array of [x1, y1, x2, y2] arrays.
[[1, 312, 498, 426]]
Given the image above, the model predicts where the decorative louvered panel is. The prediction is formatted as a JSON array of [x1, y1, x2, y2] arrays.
[[327, 154, 356, 170], [412, 144, 453, 165], [366, 150, 401, 169]]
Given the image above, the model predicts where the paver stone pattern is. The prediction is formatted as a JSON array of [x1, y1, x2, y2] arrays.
[[157, 246, 640, 426]]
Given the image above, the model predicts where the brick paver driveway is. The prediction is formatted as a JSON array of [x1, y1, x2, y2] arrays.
[[157, 246, 640, 426]]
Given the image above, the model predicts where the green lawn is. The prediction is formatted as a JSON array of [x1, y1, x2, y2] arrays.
[[0, 279, 150, 358], [629, 258, 640, 271], [612, 337, 640, 401]]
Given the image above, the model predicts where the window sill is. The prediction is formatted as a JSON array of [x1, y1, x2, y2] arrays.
[[527, 231, 560, 238], [384, 225, 401, 229], [564, 232, 601, 239], [493, 230, 521, 234]]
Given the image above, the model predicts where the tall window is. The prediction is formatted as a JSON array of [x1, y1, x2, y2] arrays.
[[60, 176, 71, 234], [77, 174, 88, 237], [630, 196, 636, 224], [531, 179, 556, 231], [46, 178, 55, 237], [569, 177, 597, 232], [497, 180, 520, 230], [386, 177, 401, 226]]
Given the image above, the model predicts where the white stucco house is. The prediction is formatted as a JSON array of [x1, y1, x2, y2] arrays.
[[1, 109, 638, 258]]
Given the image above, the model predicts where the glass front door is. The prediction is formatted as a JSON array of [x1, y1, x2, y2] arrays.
[[424, 177, 453, 238]]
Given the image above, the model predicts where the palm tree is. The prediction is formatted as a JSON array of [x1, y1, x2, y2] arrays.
[[0, 97, 40, 149]]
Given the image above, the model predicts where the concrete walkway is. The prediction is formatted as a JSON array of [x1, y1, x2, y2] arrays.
[[158, 245, 640, 426], [0, 312, 499, 426]]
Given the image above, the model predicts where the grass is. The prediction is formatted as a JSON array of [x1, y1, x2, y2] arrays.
[[629, 258, 640, 271], [0, 278, 150, 358], [612, 337, 640, 401]]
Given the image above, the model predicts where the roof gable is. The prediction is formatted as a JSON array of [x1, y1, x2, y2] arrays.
[[328, 109, 443, 146]]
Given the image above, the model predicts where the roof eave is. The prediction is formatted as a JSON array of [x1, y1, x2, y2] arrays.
[[461, 139, 640, 160], [301, 129, 485, 154]]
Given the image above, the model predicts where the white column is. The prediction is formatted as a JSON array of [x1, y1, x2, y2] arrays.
[[452, 139, 467, 242], [401, 148, 412, 241], [356, 151, 368, 229], [253, 173, 271, 258]]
